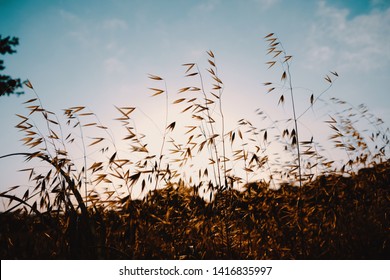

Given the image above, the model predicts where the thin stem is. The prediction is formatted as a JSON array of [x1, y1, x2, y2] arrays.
[[197, 64, 222, 189], [155, 79, 169, 190], [75, 115, 88, 208], [31, 88, 58, 156], [297, 82, 335, 120], [213, 56, 227, 188], [285, 59, 302, 187]]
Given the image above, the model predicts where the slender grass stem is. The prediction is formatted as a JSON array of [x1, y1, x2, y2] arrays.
[[197, 64, 222, 189], [75, 115, 88, 207], [155, 80, 169, 190], [286, 63, 302, 187], [213, 56, 228, 188]]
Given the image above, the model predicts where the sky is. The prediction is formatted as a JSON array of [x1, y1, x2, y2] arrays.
[[0, 0, 389, 206]]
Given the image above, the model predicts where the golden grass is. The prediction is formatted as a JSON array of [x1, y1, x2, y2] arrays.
[[0, 34, 389, 259]]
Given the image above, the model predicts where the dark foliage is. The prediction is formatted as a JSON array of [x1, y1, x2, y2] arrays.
[[0, 35, 24, 97], [1, 161, 389, 260]]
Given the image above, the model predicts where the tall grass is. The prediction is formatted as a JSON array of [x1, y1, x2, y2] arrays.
[[0, 34, 389, 259]]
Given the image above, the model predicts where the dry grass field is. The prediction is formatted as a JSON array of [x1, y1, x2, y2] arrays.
[[1, 34, 389, 259]]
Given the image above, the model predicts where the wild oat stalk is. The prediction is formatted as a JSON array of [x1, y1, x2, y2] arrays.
[[263, 33, 339, 186], [177, 52, 227, 192], [148, 74, 172, 191], [263, 33, 303, 187], [262, 33, 340, 258]]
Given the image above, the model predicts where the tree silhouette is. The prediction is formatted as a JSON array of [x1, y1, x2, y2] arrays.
[[0, 35, 24, 97]]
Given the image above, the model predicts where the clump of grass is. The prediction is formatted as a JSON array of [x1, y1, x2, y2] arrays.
[[1, 161, 389, 259], [0, 33, 388, 259]]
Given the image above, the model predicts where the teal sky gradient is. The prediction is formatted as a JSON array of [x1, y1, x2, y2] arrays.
[[0, 0, 389, 202]]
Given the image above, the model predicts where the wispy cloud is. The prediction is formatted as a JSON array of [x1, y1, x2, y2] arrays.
[[59, 9, 79, 23], [252, 0, 279, 11], [195, 0, 220, 13], [58, 9, 95, 48], [104, 57, 126, 74], [102, 18, 128, 30], [305, 1, 390, 72], [370, 0, 390, 9]]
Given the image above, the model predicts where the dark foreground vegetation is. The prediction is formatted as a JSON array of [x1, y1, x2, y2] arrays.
[[1, 160, 389, 259]]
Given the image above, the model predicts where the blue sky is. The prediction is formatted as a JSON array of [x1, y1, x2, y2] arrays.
[[0, 0, 389, 203]]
